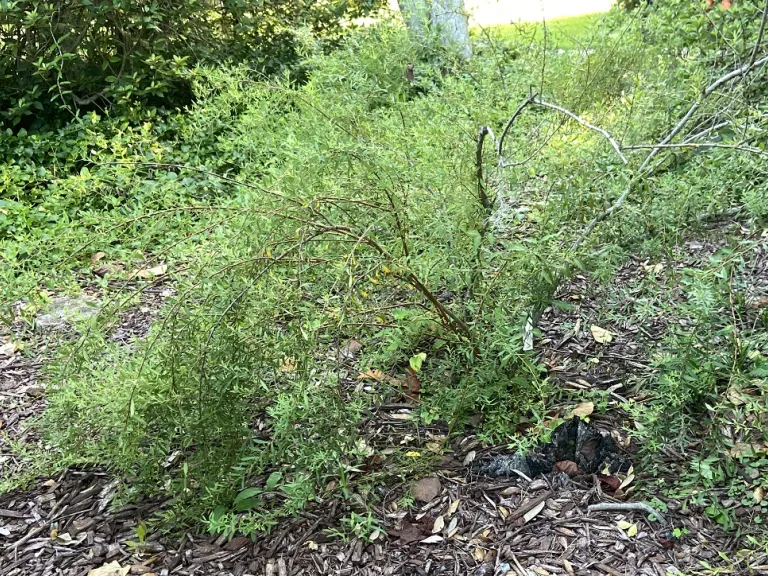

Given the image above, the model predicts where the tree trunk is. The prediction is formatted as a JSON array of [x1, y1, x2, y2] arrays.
[[430, 0, 472, 59], [397, 0, 430, 40], [397, 0, 471, 59]]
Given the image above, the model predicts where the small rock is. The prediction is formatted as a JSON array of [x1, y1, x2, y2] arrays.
[[25, 385, 45, 397], [412, 476, 441, 502], [341, 339, 363, 359], [36, 295, 100, 333]]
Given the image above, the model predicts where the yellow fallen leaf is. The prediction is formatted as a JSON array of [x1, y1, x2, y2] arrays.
[[617, 520, 632, 530], [754, 486, 765, 504], [426, 441, 443, 453], [135, 264, 168, 279], [0, 341, 20, 357], [590, 325, 613, 344], [627, 523, 638, 537], [357, 369, 389, 382], [447, 499, 460, 518], [568, 401, 594, 419], [432, 515, 445, 533], [405, 451, 421, 458], [619, 471, 635, 490], [728, 443, 768, 458], [87, 562, 130, 576], [279, 358, 297, 373]]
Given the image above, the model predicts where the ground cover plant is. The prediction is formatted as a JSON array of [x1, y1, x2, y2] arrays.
[[2, 1, 768, 573]]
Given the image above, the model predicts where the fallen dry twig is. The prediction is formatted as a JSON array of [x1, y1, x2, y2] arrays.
[[588, 502, 667, 526]]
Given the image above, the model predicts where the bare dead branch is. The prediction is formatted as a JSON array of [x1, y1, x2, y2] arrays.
[[476, 125, 498, 214], [588, 502, 667, 526], [533, 98, 628, 164], [497, 94, 536, 162], [638, 53, 768, 173], [683, 121, 731, 143], [750, 0, 768, 68], [574, 51, 768, 251], [495, 94, 627, 169]]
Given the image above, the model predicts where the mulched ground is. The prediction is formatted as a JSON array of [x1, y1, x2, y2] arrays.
[[2, 224, 767, 576]]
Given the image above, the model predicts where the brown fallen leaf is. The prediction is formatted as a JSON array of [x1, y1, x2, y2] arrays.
[[91, 252, 106, 265], [0, 341, 20, 357], [554, 460, 580, 477], [357, 369, 394, 383], [473, 547, 486, 562], [391, 522, 423, 545], [748, 296, 768, 309], [279, 358, 297, 373], [418, 515, 435, 533], [362, 453, 384, 473], [597, 474, 621, 491], [404, 367, 421, 402], [223, 536, 251, 551]]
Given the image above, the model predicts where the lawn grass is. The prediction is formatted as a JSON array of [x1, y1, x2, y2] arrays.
[[487, 13, 605, 49]]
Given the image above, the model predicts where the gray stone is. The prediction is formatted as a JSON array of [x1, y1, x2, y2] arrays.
[[412, 476, 441, 502], [35, 296, 100, 333]]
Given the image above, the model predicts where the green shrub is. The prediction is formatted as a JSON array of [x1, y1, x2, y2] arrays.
[[0, 0, 385, 127], [19, 6, 768, 539]]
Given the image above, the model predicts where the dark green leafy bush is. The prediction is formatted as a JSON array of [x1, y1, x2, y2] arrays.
[[0, 0, 384, 127]]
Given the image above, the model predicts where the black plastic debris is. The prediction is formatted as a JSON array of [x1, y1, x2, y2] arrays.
[[476, 417, 631, 479]]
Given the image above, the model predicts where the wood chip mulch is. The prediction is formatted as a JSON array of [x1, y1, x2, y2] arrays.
[[1, 461, 749, 576], [3, 227, 768, 575]]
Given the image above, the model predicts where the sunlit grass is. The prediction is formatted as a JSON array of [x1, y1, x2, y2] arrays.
[[484, 13, 603, 49]]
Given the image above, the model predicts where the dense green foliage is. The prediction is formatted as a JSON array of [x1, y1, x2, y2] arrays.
[[0, 0, 383, 127], [2, 2, 767, 547]]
